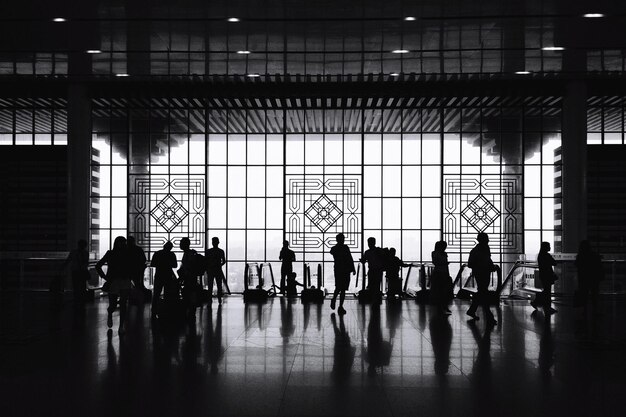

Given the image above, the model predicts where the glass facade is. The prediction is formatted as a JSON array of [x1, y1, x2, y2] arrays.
[[90, 97, 561, 291]]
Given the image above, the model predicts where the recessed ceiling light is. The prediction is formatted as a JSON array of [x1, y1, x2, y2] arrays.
[[115, 73, 129, 77], [247, 73, 260, 78], [237, 50, 251, 54], [542, 46, 565, 51], [583, 13, 604, 18], [391, 49, 410, 54], [227, 17, 240, 22], [404, 16, 416, 21], [390, 72, 400, 77], [515, 71, 531, 75], [86, 50, 102, 54], [52, 17, 66, 22]]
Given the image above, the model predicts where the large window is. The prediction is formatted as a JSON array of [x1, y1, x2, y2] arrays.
[[91, 97, 561, 291]]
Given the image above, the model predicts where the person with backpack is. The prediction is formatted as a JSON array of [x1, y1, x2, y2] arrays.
[[205, 237, 226, 304], [466, 233, 499, 326], [95, 236, 131, 334], [179, 237, 204, 320]]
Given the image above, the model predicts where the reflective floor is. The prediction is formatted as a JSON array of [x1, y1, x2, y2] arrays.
[[1, 293, 625, 417]]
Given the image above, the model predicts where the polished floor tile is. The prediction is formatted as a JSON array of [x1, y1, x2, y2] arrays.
[[1, 293, 625, 417]]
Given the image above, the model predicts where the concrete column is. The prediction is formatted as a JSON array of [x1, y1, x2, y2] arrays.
[[560, 81, 587, 252], [67, 84, 92, 249]]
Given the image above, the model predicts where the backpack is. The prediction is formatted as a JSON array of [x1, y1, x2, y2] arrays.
[[189, 250, 207, 277]]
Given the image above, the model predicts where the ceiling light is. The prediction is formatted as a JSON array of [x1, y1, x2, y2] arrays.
[[542, 46, 565, 51], [390, 72, 400, 77], [247, 73, 260, 78], [52, 17, 66, 22], [115, 73, 129, 77], [583, 13, 604, 18], [404, 16, 416, 21], [227, 17, 240, 22], [86, 50, 102, 54], [391, 49, 410, 54], [237, 50, 251, 54], [515, 71, 531, 75]]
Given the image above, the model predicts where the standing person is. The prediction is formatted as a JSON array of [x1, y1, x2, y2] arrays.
[[62, 239, 90, 305], [279, 240, 296, 294], [179, 237, 200, 320], [385, 248, 410, 298], [431, 241, 453, 314], [330, 233, 356, 314], [466, 233, 499, 326], [205, 236, 226, 304], [127, 236, 147, 292], [96, 236, 131, 334], [361, 237, 385, 303], [575, 240, 603, 314], [531, 242, 558, 314], [150, 241, 177, 319]]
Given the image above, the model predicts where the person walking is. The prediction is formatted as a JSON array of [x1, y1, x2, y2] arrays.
[[150, 241, 177, 319], [279, 240, 296, 294], [330, 233, 356, 314], [431, 241, 453, 314], [466, 233, 499, 326], [96, 236, 131, 334], [531, 242, 558, 314], [205, 237, 226, 304]]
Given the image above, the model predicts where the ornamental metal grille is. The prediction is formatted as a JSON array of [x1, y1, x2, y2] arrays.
[[129, 174, 205, 253], [286, 175, 361, 253], [443, 174, 522, 254]]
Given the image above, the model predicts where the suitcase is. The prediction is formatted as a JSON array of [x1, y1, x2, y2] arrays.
[[243, 288, 270, 303], [301, 287, 325, 304]]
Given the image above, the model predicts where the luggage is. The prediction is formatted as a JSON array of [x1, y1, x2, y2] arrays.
[[301, 287, 325, 304], [243, 288, 270, 303]]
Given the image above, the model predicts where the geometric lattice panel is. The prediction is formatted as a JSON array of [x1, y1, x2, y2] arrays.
[[443, 174, 522, 254], [129, 174, 205, 253], [286, 175, 361, 252]]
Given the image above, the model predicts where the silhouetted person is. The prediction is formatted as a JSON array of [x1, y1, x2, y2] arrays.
[[127, 236, 147, 291], [96, 236, 131, 334], [429, 312, 453, 375], [205, 237, 226, 304], [63, 239, 90, 305], [331, 312, 355, 382], [575, 240, 603, 314], [466, 233, 499, 326], [150, 241, 177, 319], [531, 242, 558, 314], [431, 241, 453, 314], [179, 237, 200, 320], [385, 248, 410, 298], [330, 233, 356, 314], [361, 237, 385, 303], [285, 271, 303, 297], [279, 240, 296, 294]]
